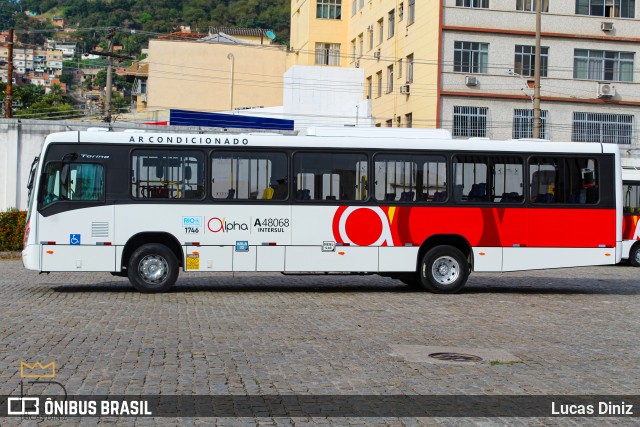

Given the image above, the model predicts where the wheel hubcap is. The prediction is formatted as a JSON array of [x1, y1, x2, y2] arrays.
[[138, 255, 168, 285], [431, 256, 460, 285], [635, 249, 640, 264]]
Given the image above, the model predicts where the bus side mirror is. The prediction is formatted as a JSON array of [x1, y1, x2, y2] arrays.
[[60, 152, 77, 186], [155, 166, 164, 179], [60, 163, 70, 186], [185, 166, 192, 181]]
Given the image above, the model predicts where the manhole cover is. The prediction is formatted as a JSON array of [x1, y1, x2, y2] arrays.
[[428, 352, 483, 362]]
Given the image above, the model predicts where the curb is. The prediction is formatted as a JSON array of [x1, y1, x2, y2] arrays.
[[0, 251, 21, 260]]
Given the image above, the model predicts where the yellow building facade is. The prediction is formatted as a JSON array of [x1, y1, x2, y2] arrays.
[[290, 0, 441, 128]]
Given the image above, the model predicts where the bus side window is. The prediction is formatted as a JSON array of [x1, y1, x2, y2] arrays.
[[529, 157, 599, 204], [132, 150, 204, 199], [373, 154, 446, 202], [39, 162, 104, 207], [294, 152, 368, 202], [453, 155, 488, 203], [211, 151, 288, 201]]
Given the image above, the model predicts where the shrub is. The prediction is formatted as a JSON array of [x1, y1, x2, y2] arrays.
[[0, 208, 27, 251]]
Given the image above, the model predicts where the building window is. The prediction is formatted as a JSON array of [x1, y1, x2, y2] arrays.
[[358, 34, 364, 57], [387, 65, 394, 93], [456, 0, 489, 7], [352, 0, 357, 16], [406, 54, 414, 83], [398, 58, 403, 79], [386, 119, 393, 127], [378, 19, 384, 44], [513, 109, 548, 139], [576, 0, 635, 18], [315, 43, 341, 66], [514, 45, 549, 77], [317, 0, 342, 19], [574, 49, 634, 82], [388, 9, 395, 38], [408, 0, 416, 24], [366, 76, 372, 99], [572, 112, 634, 144], [405, 113, 413, 128], [517, 0, 549, 11], [376, 71, 383, 97], [368, 25, 374, 50], [360, 0, 364, 9], [351, 39, 356, 62], [399, 2, 404, 20], [454, 41, 488, 74], [453, 106, 488, 137]]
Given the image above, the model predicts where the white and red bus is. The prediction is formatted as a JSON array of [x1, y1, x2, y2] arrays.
[[23, 127, 623, 293], [622, 160, 640, 266]]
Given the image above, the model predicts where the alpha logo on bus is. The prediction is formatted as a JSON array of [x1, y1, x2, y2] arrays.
[[207, 217, 248, 233], [332, 206, 395, 246]]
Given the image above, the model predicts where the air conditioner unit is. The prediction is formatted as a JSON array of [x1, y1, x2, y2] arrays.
[[601, 22, 614, 31], [373, 50, 381, 60], [400, 84, 410, 94], [465, 76, 478, 86], [597, 82, 616, 98]]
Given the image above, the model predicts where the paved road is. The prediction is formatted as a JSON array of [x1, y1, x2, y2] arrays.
[[0, 260, 638, 426]]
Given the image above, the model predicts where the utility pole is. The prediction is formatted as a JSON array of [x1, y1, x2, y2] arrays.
[[104, 27, 116, 123], [227, 53, 234, 112], [5, 28, 13, 118], [533, 0, 542, 138]]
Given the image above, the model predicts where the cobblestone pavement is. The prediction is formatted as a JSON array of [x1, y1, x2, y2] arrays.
[[0, 260, 639, 426]]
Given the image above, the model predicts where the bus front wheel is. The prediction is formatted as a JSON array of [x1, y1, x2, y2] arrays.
[[419, 245, 469, 294], [128, 243, 179, 293], [630, 244, 640, 267]]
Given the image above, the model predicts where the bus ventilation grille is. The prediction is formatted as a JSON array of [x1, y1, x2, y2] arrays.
[[91, 222, 109, 238]]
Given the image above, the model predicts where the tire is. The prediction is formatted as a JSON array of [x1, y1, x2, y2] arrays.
[[127, 243, 179, 293], [419, 245, 469, 294], [630, 244, 640, 267]]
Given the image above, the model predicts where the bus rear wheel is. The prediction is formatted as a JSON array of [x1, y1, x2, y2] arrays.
[[630, 244, 640, 267], [128, 243, 179, 293], [419, 245, 469, 294]]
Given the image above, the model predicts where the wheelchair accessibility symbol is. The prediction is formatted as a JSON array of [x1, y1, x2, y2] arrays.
[[69, 234, 81, 245]]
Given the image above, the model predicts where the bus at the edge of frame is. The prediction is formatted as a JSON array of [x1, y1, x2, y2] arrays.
[[622, 158, 640, 266], [22, 127, 625, 293]]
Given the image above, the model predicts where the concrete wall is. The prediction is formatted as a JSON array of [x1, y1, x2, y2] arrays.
[[283, 65, 373, 129], [0, 120, 68, 211]]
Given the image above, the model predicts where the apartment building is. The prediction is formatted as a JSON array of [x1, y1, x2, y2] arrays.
[[291, 0, 640, 144], [291, 0, 432, 129]]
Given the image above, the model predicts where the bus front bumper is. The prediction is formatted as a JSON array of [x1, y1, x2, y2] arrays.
[[22, 244, 40, 271]]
